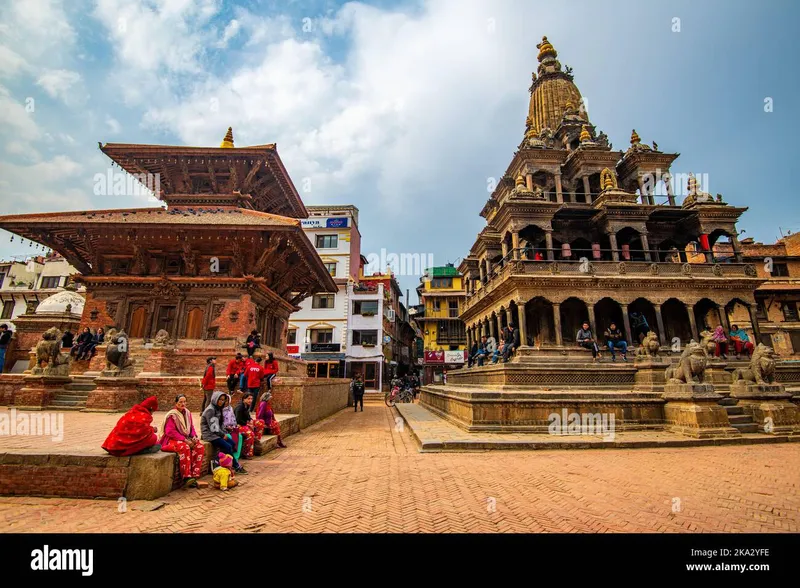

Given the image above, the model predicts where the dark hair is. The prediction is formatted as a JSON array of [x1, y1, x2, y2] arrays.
[[731, 324, 738, 330], [251, 330, 258, 335], [242, 392, 253, 401], [0, 324, 7, 330], [174, 394, 187, 403], [267, 352, 274, 362]]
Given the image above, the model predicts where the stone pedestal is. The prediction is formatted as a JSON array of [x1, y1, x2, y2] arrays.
[[730, 382, 800, 435], [703, 360, 731, 389], [140, 348, 174, 376], [86, 374, 140, 411], [662, 382, 740, 438], [634, 358, 666, 391], [15, 375, 71, 410]]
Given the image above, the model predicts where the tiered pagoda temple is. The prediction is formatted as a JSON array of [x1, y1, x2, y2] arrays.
[[0, 129, 336, 350], [457, 37, 764, 353], [0, 129, 346, 413]]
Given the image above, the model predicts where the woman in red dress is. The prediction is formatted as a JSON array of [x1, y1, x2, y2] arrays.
[[101, 396, 161, 456]]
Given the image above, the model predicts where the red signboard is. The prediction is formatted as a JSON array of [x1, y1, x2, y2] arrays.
[[286, 345, 300, 355], [424, 351, 445, 364]]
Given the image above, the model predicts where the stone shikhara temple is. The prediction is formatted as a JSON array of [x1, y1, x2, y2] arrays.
[[0, 129, 349, 417], [421, 37, 800, 439]]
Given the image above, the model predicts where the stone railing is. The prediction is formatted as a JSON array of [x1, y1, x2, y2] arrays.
[[464, 261, 758, 312]]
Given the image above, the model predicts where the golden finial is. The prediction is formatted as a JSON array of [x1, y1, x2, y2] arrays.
[[537, 36, 557, 62], [515, 173, 526, 188], [580, 125, 591, 142], [630, 129, 641, 145], [220, 127, 234, 148], [565, 100, 575, 111], [600, 168, 618, 191]]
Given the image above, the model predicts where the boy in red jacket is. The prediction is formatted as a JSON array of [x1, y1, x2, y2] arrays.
[[245, 355, 265, 399], [263, 352, 279, 391], [226, 353, 246, 393], [201, 357, 216, 412]]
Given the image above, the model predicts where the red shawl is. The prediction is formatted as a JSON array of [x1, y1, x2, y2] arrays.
[[101, 396, 159, 457]]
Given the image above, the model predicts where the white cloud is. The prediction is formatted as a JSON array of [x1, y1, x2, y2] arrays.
[[106, 116, 122, 134], [36, 69, 84, 104], [0, 154, 90, 213], [216, 19, 241, 48], [0, 0, 75, 71], [0, 84, 41, 145]]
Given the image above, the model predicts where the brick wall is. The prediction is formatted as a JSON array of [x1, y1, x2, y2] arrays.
[[80, 292, 117, 332], [271, 378, 349, 428], [209, 295, 258, 340], [0, 374, 25, 405]]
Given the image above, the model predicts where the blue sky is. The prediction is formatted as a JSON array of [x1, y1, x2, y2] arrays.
[[0, 0, 798, 303]]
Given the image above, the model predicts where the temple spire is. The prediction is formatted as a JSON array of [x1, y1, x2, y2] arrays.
[[220, 127, 235, 149], [537, 36, 557, 62]]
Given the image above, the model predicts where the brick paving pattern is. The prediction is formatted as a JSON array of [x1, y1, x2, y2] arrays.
[[0, 399, 798, 533]]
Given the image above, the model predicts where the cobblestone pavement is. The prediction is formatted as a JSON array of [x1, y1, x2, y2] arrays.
[[0, 399, 798, 533]]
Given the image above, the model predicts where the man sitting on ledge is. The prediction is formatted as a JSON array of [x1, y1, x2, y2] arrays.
[[604, 322, 628, 362], [502, 324, 520, 362], [576, 321, 601, 362]]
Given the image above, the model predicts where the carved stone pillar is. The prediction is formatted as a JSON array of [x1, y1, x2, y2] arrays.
[[582, 175, 591, 203], [545, 231, 554, 261], [748, 304, 762, 343], [686, 303, 699, 342], [506, 307, 513, 329], [654, 303, 666, 346], [640, 232, 652, 261], [609, 232, 619, 262], [664, 173, 676, 206], [553, 302, 563, 346], [479, 261, 486, 284], [587, 303, 597, 339], [489, 316, 497, 340], [719, 305, 731, 335], [731, 233, 744, 263], [638, 176, 647, 204], [526, 173, 533, 192], [517, 300, 528, 347], [512, 232, 521, 260], [621, 303, 633, 346], [554, 172, 563, 203]]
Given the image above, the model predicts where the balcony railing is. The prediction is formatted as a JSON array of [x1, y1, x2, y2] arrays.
[[463, 256, 759, 312]]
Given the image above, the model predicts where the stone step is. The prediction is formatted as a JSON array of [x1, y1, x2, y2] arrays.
[[728, 414, 754, 425], [46, 404, 85, 411], [725, 406, 744, 416], [50, 399, 86, 407], [63, 383, 95, 392], [731, 423, 759, 434], [54, 392, 89, 400], [718, 397, 738, 406]]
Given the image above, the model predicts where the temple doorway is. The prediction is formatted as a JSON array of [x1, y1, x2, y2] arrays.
[[662, 298, 693, 345], [155, 305, 178, 337], [560, 297, 589, 343], [525, 297, 555, 346], [129, 306, 148, 338]]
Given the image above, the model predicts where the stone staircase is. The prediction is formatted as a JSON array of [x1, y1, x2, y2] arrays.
[[50, 376, 97, 411], [719, 396, 758, 434]]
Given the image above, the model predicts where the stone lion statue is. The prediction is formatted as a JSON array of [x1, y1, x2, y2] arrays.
[[106, 330, 134, 372], [731, 343, 777, 385], [665, 341, 707, 385], [698, 330, 717, 358], [152, 329, 173, 347], [635, 332, 660, 359], [33, 327, 71, 376]]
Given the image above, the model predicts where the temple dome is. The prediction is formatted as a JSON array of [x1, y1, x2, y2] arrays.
[[35, 290, 85, 315], [527, 36, 587, 137]]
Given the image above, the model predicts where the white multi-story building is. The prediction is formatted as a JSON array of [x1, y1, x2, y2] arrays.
[[0, 254, 83, 330], [345, 281, 386, 391], [288, 205, 361, 379]]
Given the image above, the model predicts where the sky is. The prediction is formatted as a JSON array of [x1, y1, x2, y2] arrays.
[[0, 0, 798, 304]]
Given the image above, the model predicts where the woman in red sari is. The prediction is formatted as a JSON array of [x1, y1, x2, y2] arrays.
[[256, 391, 286, 448], [101, 396, 161, 456]]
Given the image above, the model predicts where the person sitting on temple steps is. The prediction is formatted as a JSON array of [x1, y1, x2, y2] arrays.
[[502, 324, 520, 362], [604, 322, 627, 361], [576, 322, 601, 361]]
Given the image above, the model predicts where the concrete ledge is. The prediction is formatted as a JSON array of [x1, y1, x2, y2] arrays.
[[0, 414, 299, 500], [396, 403, 800, 453]]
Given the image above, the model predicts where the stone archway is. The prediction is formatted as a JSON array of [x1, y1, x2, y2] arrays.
[[524, 296, 556, 346], [662, 298, 693, 345], [629, 298, 659, 344], [594, 298, 624, 339], [694, 298, 723, 333], [560, 297, 589, 344]]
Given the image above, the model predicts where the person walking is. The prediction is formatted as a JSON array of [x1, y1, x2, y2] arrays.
[[0, 324, 12, 373], [200, 356, 217, 412], [352, 373, 365, 412]]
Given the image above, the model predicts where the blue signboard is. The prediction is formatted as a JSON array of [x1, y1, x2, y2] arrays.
[[326, 218, 348, 228]]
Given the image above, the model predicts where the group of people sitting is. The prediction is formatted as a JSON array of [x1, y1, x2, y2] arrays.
[[61, 327, 104, 361], [469, 311, 756, 364], [468, 323, 521, 367], [706, 324, 755, 360], [101, 350, 286, 492]]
